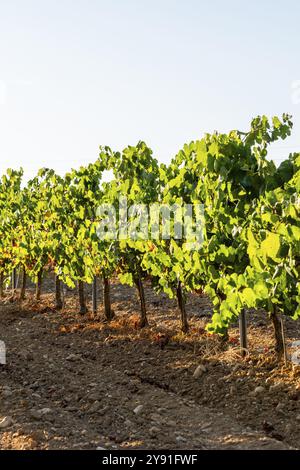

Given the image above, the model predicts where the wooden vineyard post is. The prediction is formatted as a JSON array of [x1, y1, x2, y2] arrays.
[[239, 309, 247, 357]]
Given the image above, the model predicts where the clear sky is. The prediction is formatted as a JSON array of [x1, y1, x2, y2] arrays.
[[1, 0, 300, 180]]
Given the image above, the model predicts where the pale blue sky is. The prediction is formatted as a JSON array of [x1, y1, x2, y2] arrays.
[[1, 0, 300, 179]]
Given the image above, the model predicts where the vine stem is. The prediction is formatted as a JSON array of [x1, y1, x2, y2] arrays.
[[239, 309, 248, 357], [280, 316, 288, 367]]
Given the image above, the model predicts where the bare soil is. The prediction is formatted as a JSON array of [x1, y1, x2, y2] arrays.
[[1, 277, 300, 450]]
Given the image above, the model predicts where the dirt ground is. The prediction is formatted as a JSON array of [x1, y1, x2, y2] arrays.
[[1, 276, 300, 450]]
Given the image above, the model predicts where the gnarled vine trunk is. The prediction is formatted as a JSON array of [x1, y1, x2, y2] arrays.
[[55, 275, 63, 310], [103, 277, 114, 321], [36, 269, 43, 301], [271, 307, 284, 359], [0, 272, 4, 298], [135, 269, 148, 328], [239, 309, 247, 357], [92, 276, 97, 314], [11, 268, 17, 292], [78, 280, 87, 315], [20, 266, 26, 300], [270, 308, 284, 358], [176, 281, 189, 333]]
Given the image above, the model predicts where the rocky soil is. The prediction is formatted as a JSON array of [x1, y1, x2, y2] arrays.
[[1, 278, 300, 450]]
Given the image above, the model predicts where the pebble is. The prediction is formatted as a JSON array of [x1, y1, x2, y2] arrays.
[[88, 401, 101, 414], [254, 386, 265, 396], [66, 406, 78, 412], [193, 365, 207, 379], [149, 413, 161, 423], [40, 407, 52, 415], [167, 419, 177, 427], [2, 386, 11, 390], [88, 393, 101, 402], [291, 349, 300, 366], [157, 407, 167, 413], [276, 403, 285, 413], [285, 424, 293, 434], [30, 408, 52, 420], [66, 354, 81, 362], [0, 416, 12, 429], [124, 419, 133, 427], [133, 405, 144, 415], [29, 381, 40, 390], [149, 426, 160, 437], [269, 383, 284, 393], [200, 421, 212, 430], [98, 406, 109, 416]]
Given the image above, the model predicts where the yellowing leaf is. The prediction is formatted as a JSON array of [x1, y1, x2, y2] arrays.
[[260, 232, 280, 259]]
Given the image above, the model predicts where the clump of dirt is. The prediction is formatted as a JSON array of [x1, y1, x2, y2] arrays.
[[0, 277, 299, 450]]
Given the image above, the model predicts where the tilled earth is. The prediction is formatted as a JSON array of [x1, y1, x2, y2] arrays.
[[1, 278, 300, 450]]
